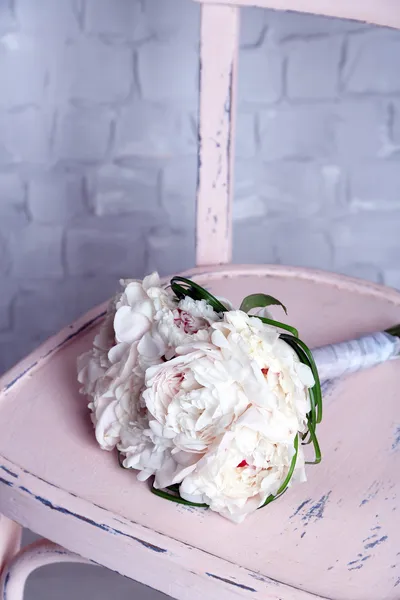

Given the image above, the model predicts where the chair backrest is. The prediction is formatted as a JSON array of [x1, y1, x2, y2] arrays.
[[194, 0, 400, 267], [195, 0, 400, 29]]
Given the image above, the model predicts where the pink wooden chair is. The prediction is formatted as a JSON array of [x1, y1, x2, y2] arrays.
[[1, 2, 399, 599]]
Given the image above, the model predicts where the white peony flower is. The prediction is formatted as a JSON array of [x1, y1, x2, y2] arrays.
[[118, 309, 313, 510], [78, 273, 171, 451], [179, 406, 306, 523], [155, 296, 220, 359], [78, 274, 316, 524], [142, 345, 249, 459], [118, 419, 172, 482], [114, 272, 172, 352], [77, 310, 114, 397], [211, 311, 313, 436], [114, 273, 220, 362], [77, 303, 121, 450], [78, 273, 223, 453], [82, 340, 143, 451]]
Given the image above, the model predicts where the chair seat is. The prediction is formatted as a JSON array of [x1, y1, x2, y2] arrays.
[[0, 265, 399, 600]]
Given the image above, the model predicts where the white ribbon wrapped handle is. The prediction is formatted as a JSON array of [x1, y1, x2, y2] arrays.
[[312, 332, 400, 382]]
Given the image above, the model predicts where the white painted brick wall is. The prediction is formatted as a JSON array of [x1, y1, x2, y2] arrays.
[[0, 108, 51, 163], [0, 0, 400, 389], [342, 31, 400, 94], [54, 107, 114, 161]]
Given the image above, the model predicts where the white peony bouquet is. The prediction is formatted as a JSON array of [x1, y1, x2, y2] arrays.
[[78, 273, 400, 523]]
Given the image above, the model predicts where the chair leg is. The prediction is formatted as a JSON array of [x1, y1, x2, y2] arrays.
[[0, 539, 92, 600], [0, 516, 22, 577]]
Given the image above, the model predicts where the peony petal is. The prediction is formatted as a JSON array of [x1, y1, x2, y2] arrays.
[[295, 362, 315, 387], [137, 470, 153, 481], [138, 331, 165, 360], [94, 399, 120, 450], [174, 433, 208, 453], [114, 307, 151, 343], [179, 476, 207, 505], [108, 342, 128, 364], [153, 456, 179, 489], [124, 282, 148, 306], [149, 419, 164, 438], [171, 462, 198, 485], [211, 329, 230, 349], [142, 272, 161, 290]]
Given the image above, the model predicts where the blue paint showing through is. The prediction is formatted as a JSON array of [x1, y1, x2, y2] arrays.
[[3, 361, 38, 391], [0, 465, 18, 478], [224, 66, 233, 209], [22, 468, 79, 495], [249, 573, 270, 584], [346, 527, 387, 570], [291, 498, 311, 518], [206, 573, 256, 593], [392, 426, 400, 451], [195, 58, 202, 200], [45, 311, 106, 358], [18, 486, 167, 554], [364, 535, 388, 550], [3, 571, 10, 600], [0, 477, 13, 487], [302, 492, 331, 526], [359, 480, 380, 507]]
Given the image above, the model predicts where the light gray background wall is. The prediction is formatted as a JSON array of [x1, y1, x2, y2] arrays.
[[1, 1, 400, 598]]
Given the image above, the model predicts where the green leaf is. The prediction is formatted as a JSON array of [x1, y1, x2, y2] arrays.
[[277, 434, 299, 495], [240, 293, 287, 315], [280, 333, 322, 425], [305, 418, 321, 465], [279, 334, 322, 464], [151, 485, 209, 508], [385, 323, 400, 338], [293, 337, 322, 424], [167, 484, 180, 493], [281, 335, 317, 428], [117, 451, 125, 469], [279, 333, 323, 466], [262, 494, 276, 507], [257, 316, 299, 338], [170, 277, 228, 313], [301, 430, 312, 445]]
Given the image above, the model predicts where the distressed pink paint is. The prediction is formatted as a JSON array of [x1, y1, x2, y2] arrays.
[[196, 3, 239, 266], [0, 266, 399, 599], [0, 516, 21, 578], [193, 0, 400, 30], [0, 540, 90, 600]]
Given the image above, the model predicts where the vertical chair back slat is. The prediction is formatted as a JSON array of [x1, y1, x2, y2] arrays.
[[196, 4, 239, 266]]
